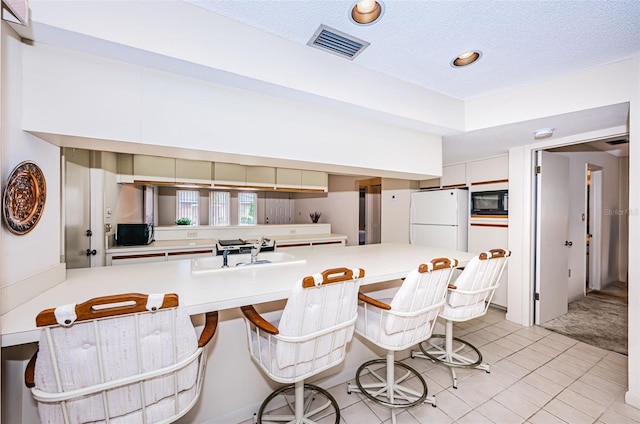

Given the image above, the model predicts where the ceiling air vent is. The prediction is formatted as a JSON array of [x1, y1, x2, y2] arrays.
[[605, 139, 629, 145], [307, 25, 370, 60]]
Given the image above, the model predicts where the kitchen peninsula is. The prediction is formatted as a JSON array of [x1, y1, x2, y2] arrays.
[[3, 243, 475, 424]]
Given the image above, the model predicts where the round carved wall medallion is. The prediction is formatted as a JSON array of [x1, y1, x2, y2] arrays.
[[2, 161, 47, 235]]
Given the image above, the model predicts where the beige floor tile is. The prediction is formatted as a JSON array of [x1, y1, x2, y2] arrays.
[[556, 352, 595, 371], [504, 333, 535, 348], [588, 364, 628, 386], [542, 332, 578, 348], [546, 357, 590, 379], [543, 398, 594, 424], [493, 337, 525, 355], [580, 372, 626, 396], [476, 399, 525, 424], [483, 323, 514, 338], [406, 401, 455, 423], [604, 351, 628, 366], [429, 389, 473, 420], [517, 346, 554, 364], [456, 410, 495, 424], [507, 380, 554, 407], [565, 344, 608, 365], [527, 340, 566, 357], [330, 382, 364, 410], [568, 379, 618, 406], [447, 384, 491, 408], [534, 365, 577, 387], [340, 401, 383, 424], [493, 358, 531, 379], [508, 352, 545, 371], [514, 327, 547, 342], [482, 362, 521, 387], [609, 396, 640, 421], [527, 408, 568, 424], [522, 372, 564, 396], [425, 364, 458, 389], [599, 356, 629, 374], [493, 389, 541, 419], [492, 319, 524, 332], [598, 408, 640, 424], [556, 388, 607, 418], [393, 410, 421, 424]]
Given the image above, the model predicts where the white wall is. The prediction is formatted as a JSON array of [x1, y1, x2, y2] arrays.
[[1, 24, 62, 305], [21, 42, 444, 181], [1, 23, 63, 424], [555, 151, 622, 301], [293, 175, 359, 246]]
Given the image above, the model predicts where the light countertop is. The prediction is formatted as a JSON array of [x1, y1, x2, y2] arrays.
[[2, 243, 474, 347]]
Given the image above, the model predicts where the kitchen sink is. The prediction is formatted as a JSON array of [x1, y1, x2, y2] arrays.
[[191, 251, 305, 274]]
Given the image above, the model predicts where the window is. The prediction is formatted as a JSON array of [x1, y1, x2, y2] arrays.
[[176, 190, 199, 225], [209, 191, 230, 226], [238, 192, 257, 225]]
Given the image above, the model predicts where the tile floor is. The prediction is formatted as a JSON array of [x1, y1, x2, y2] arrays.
[[241, 307, 638, 424]]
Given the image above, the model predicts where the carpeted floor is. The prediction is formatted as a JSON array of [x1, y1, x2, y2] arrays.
[[540, 282, 628, 355]]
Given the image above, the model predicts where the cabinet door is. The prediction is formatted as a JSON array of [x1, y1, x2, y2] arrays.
[[301, 170, 328, 191], [468, 156, 508, 184], [246, 166, 276, 188], [441, 164, 467, 188], [468, 224, 509, 308], [214, 162, 247, 186], [133, 155, 176, 183], [175, 159, 212, 186], [276, 168, 302, 189]]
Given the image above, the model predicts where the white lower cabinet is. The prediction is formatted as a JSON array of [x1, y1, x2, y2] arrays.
[[468, 223, 509, 308], [107, 248, 214, 266], [275, 239, 345, 251]]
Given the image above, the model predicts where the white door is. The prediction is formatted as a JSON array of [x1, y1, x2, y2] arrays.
[[265, 192, 291, 224], [588, 168, 603, 291], [535, 151, 570, 324], [64, 149, 93, 269], [365, 184, 381, 244]]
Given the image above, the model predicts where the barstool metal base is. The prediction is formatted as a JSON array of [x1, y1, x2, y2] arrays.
[[347, 352, 434, 424], [256, 381, 339, 424], [411, 320, 490, 389]]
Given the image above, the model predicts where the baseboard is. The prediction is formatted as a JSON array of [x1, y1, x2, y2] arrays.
[[625, 390, 640, 409]]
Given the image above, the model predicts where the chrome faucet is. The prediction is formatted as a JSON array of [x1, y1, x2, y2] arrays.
[[250, 237, 265, 263]]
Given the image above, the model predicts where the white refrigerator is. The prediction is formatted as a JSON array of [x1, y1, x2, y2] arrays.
[[410, 188, 469, 251]]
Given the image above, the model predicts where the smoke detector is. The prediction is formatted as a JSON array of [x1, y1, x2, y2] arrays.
[[534, 128, 555, 140]]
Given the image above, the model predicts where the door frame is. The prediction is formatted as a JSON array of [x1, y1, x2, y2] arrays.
[[586, 165, 603, 292], [506, 130, 630, 327]]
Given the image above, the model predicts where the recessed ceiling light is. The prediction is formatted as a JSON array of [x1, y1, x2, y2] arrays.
[[451, 50, 482, 68], [534, 128, 555, 140], [351, 0, 383, 25]]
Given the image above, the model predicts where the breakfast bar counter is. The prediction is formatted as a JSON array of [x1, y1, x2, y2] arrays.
[[2, 243, 474, 347]]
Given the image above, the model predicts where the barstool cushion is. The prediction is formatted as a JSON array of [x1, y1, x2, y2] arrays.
[[447, 256, 485, 308], [34, 306, 199, 424]]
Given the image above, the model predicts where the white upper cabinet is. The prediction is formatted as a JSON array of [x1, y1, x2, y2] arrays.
[[133, 155, 176, 183], [175, 159, 213, 186], [276, 168, 327, 192], [441, 163, 467, 188], [468, 156, 509, 185], [246, 166, 276, 189], [213, 162, 246, 187], [213, 163, 277, 188]]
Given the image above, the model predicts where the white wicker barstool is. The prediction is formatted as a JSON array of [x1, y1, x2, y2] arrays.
[[347, 257, 457, 424], [25, 292, 218, 424], [413, 249, 511, 388], [241, 267, 364, 424]]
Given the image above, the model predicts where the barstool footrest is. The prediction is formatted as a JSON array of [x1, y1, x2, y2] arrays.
[[349, 359, 434, 409]]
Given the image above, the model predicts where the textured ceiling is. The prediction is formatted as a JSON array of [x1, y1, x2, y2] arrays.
[[186, 0, 640, 100]]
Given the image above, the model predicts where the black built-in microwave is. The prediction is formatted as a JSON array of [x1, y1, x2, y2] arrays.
[[116, 223, 154, 246], [470, 190, 508, 216]]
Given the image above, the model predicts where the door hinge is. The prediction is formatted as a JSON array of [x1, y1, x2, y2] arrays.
[[568, 268, 571, 277], [535, 166, 541, 175], [534, 292, 540, 301]]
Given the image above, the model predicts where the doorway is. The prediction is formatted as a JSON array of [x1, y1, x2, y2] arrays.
[[534, 138, 629, 353], [358, 178, 381, 245], [63, 148, 94, 269]]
